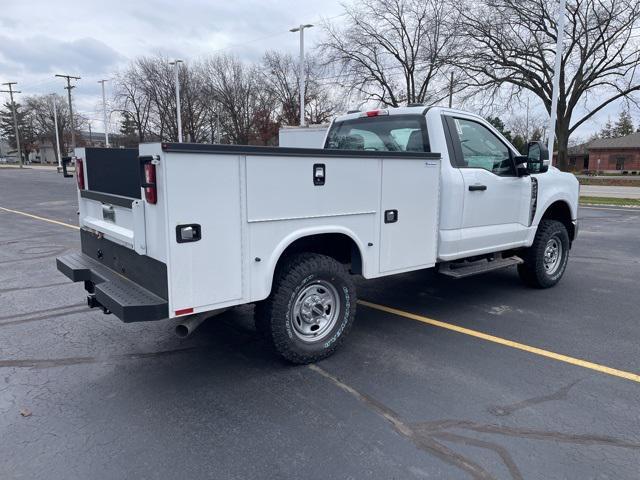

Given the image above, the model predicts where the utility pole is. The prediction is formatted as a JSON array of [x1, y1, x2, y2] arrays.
[[290, 24, 313, 127], [1, 82, 23, 168], [547, 0, 567, 160], [50, 95, 62, 170], [98, 79, 110, 147], [448, 72, 454, 108], [169, 59, 183, 142], [55, 74, 81, 152]]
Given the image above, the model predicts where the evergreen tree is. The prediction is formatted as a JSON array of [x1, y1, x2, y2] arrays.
[[486, 116, 513, 141], [511, 134, 526, 154], [613, 110, 634, 137], [119, 111, 138, 136], [599, 117, 614, 138], [0, 102, 20, 148], [0, 101, 30, 160]]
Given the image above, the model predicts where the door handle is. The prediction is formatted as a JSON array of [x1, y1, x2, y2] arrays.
[[468, 184, 487, 191]]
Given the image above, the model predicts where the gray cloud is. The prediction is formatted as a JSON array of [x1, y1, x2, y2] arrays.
[[0, 0, 345, 130], [0, 0, 344, 88], [0, 35, 125, 75]]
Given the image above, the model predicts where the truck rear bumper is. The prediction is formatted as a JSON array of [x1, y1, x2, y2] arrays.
[[56, 252, 168, 322]]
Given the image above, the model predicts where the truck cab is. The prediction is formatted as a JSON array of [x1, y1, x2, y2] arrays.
[[325, 106, 579, 263]]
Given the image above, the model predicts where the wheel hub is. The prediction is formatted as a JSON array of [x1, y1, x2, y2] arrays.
[[291, 281, 340, 342], [543, 237, 562, 274]]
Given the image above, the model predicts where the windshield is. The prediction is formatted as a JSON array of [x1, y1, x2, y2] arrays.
[[325, 115, 429, 152]]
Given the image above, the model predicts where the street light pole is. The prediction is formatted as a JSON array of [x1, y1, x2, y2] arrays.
[[547, 0, 567, 162], [290, 24, 313, 127], [169, 59, 184, 142], [98, 79, 110, 147], [50, 95, 62, 170]]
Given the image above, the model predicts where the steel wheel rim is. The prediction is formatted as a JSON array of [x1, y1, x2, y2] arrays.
[[543, 237, 563, 275], [290, 280, 340, 343]]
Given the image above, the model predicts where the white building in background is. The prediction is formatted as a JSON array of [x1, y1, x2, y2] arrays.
[[28, 142, 58, 164], [0, 139, 9, 157], [0, 138, 18, 162]]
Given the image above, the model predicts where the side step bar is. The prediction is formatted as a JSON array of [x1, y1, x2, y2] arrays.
[[438, 255, 523, 279]]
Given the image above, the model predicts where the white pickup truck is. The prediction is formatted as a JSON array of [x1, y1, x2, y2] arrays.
[[57, 106, 579, 363]]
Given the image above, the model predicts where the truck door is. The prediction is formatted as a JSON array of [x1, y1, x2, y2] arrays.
[[443, 115, 531, 255]]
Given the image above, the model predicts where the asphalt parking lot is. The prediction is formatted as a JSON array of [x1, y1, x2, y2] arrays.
[[1, 168, 639, 480]]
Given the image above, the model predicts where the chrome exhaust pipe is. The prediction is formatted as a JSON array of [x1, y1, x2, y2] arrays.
[[174, 309, 228, 338]]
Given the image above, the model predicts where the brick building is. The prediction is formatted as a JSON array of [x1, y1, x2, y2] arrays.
[[587, 132, 640, 172]]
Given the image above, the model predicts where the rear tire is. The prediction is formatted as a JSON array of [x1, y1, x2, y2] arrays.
[[518, 219, 570, 288], [255, 253, 357, 364]]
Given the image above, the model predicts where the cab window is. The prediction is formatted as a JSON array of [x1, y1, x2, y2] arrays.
[[449, 117, 514, 176], [325, 115, 430, 152]]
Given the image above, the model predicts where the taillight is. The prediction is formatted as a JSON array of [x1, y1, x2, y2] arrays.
[[143, 162, 157, 204], [76, 158, 85, 190]]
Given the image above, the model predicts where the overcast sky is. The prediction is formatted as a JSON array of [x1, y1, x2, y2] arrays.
[[0, 0, 345, 126], [0, 0, 635, 139]]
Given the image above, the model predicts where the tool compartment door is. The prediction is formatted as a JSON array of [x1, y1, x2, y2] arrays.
[[379, 158, 440, 274], [163, 152, 244, 314]]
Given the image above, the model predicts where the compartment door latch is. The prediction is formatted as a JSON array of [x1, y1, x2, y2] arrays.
[[384, 209, 398, 224], [176, 224, 202, 243], [313, 163, 325, 186]]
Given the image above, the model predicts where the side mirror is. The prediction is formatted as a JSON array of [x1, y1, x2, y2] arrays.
[[526, 141, 549, 174], [513, 155, 529, 177]]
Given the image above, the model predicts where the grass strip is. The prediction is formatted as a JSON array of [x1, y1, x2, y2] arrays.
[[580, 196, 640, 207]]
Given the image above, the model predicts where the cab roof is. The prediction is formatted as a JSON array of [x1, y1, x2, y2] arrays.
[[331, 105, 475, 124]]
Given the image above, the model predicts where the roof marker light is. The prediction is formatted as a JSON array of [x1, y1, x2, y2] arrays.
[[363, 109, 389, 118]]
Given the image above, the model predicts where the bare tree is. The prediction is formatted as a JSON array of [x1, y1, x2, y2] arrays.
[[202, 54, 275, 145], [263, 51, 300, 126], [0, 94, 88, 162], [136, 56, 181, 141], [456, 0, 640, 170], [319, 0, 461, 107], [180, 62, 210, 142], [112, 51, 336, 146], [508, 111, 549, 144], [113, 64, 153, 142], [23, 94, 70, 163], [262, 51, 337, 126], [114, 55, 211, 143]]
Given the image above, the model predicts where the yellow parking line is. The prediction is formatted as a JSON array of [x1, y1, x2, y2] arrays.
[[0, 206, 79, 230], [4, 203, 637, 384], [358, 300, 640, 384]]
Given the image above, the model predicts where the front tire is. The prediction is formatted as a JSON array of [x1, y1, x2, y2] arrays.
[[255, 253, 357, 364], [518, 219, 570, 288]]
